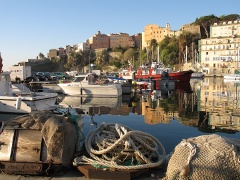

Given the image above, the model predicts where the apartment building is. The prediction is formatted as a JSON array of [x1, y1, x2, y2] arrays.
[[65, 45, 73, 54], [199, 20, 240, 76], [132, 33, 142, 48], [108, 32, 133, 49], [142, 23, 179, 49], [89, 31, 110, 49], [75, 40, 90, 52]]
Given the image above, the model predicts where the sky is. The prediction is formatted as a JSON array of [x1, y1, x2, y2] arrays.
[[0, 0, 239, 71]]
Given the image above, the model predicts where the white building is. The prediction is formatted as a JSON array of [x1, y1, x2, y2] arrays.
[[9, 65, 31, 82], [75, 40, 90, 52], [199, 20, 240, 76]]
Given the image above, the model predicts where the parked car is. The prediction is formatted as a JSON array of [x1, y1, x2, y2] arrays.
[[22, 75, 52, 83]]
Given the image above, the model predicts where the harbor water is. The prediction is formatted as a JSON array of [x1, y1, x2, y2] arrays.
[[2, 77, 240, 156]]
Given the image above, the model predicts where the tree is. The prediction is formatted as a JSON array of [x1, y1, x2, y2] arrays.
[[159, 36, 178, 66], [95, 49, 109, 66], [123, 48, 135, 67], [178, 31, 200, 66], [65, 52, 82, 71], [219, 14, 240, 22], [195, 14, 220, 38]]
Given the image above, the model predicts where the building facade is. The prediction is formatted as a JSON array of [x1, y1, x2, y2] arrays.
[[48, 49, 58, 59], [89, 31, 110, 49], [142, 23, 179, 49], [199, 20, 240, 76], [76, 40, 90, 52]]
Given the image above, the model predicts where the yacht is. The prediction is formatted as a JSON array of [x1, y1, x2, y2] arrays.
[[57, 73, 122, 97]]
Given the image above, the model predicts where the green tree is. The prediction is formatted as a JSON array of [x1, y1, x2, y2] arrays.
[[66, 52, 83, 71], [195, 14, 220, 38], [159, 36, 178, 66], [95, 49, 109, 66], [219, 14, 240, 22], [123, 48, 135, 67]]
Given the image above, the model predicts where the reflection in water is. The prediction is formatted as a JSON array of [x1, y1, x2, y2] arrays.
[[58, 78, 240, 135], [3, 78, 240, 155], [141, 78, 240, 134]]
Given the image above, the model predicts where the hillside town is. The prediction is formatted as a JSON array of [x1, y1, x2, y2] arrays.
[[1, 11, 240, 180], [8, 15, 240, 80]]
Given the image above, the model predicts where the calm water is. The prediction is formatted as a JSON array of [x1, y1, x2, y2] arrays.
[[2, 77, 240, 155]]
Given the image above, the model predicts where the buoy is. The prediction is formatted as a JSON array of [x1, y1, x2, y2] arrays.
[[16, 97, 22, 109]]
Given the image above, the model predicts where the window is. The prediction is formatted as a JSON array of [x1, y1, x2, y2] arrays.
[[206, 52, 208, 55]]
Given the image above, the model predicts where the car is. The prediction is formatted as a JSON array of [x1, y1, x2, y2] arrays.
[[22, 75, 51, 83]]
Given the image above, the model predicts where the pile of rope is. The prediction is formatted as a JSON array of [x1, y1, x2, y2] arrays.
[[74, 123, 166, 170], [164, 134, 240, 180]]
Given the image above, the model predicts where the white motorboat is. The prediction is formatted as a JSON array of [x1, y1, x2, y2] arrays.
[[224, 74, 240, 81], [57, 73, 122, 97], [0, 71, 58, 114]]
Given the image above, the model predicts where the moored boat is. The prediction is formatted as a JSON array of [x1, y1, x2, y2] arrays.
[[135, 62, 193, 82], [57, 73, 122, 97], [0, 54, 58, 114]]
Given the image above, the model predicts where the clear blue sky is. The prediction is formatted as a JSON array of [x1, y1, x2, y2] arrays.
[[0, 0, 239, 70]]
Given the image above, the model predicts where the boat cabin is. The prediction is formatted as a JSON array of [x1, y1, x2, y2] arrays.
[[72, 73, 109, 85]]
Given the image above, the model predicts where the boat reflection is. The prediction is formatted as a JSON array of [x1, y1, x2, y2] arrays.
[[58, 77, 240, 135], [59, 95, 122, 115]]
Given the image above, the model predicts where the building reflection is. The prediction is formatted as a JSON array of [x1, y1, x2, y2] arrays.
[[59, 78, 240, 133], [199, 78, 240, 132], [141, 78, 240, 133]]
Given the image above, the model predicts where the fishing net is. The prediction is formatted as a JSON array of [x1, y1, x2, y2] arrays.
[[164, 134, 240, 180], [4, 111, 79, 167]]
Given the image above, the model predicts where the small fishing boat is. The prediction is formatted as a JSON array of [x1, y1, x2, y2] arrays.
[[57, 73, 122, 97], [135, 62, 193, 82]]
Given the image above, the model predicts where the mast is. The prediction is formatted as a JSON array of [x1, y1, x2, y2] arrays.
[[157, 46, 160, 63], [238, 43, 240, 70], [0, 52, 3, 73], [185, 45, 188, 65]]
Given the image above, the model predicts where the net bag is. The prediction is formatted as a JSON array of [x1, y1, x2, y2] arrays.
[[165, 134, 240, 180]]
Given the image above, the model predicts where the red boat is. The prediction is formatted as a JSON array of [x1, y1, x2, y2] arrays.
[[135, 62, 193, 82]]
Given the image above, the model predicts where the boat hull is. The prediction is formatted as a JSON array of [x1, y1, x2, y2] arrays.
[[58, 83, 122, 97], [135, 70, 193, 82], [0, 92, 58, 114]]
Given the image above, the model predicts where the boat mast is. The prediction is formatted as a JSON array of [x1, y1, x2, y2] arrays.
[[185, 45, 188, 65], [0, 52, 3, 73], [238, 43, 240, 70], [157, 46, 160, 63]]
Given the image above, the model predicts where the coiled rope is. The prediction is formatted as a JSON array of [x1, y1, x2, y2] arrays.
[[75, 123, 166, 170]]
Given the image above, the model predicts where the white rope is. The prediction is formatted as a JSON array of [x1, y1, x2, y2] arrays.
[[75, 123, 166, 170], [180, 140, 197, 176]]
